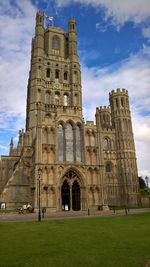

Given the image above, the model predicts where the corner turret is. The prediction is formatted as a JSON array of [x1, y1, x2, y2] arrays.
[[9, 138, 14, 156], [109, 88, 139, 206], [68, 18, 78, 61], [95, 106, 111, 129]]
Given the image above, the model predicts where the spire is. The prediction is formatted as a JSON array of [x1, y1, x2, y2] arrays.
[[10, 137, 13, 147]]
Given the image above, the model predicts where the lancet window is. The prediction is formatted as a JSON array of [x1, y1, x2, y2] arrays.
[[76, 126, 81, 162], [105, 161, 112, 173], [58, 124, 64, 161], [52, 36, 60, 50]]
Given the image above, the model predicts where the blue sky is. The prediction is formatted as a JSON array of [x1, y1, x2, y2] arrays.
[[0, 0, 150, 180]]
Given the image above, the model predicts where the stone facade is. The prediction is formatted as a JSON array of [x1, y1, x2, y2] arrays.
[[0, 12, 139, 211]]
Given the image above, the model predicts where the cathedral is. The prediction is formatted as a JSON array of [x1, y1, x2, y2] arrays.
[[0, 12, 139, 211]]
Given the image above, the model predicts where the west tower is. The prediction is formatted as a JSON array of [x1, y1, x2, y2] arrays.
[[0, 12, 139, 211], [26, 11, 85, 211]]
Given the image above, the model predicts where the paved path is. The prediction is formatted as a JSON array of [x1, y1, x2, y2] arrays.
[[0, 208, 149, 222]]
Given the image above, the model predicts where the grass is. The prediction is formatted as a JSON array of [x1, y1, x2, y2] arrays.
[[0, 213, 150, 267]]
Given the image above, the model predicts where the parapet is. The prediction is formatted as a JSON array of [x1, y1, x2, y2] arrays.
[[69, 18, 76, 23], [45, 25, 65, 34], [86, 121, 94, 126], [96, 106, 110, 112], [109, 88, 128, 97]]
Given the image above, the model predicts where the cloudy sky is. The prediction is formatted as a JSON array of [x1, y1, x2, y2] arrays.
[[0, 0, 150, 179]]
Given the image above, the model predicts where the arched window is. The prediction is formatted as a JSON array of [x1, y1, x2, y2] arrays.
[[45, 114, 51, 124], [76, 126, 81, 162], [45, 91, 51, 104], [121, 97, 124, 107], [52, 36, 60, 50], [37, 89, 41, 102], [116, 98, 119, 108], [64, 94, 68, 106], [58, 122, 82, 163], [66, 123, 73, 161], [58, 124, 64, 161], [122, 119, 127, 131], [64, 72, 68, 80], [50, 129, 54, 144], [73, 71, 78, 83], [106, 162, 112, 173], [43, 128, 48, 144], [54, 93, 59, 105], [55, 70, 59, 79], [103, 138, 111, 150], [74, 93, 78, 106], [46, 68, 50, 78], [90, 134, 95, 146], [86, 132, 90, 146]]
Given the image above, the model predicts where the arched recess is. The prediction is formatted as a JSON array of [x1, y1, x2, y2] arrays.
[[105, 161, 113, 173], [61, 180, 70, 211], [37, 89, 41, 102], [43, 128, 48, 144], [73, 71, 78, 83], [72, 180, 80, 211], [90, 131, 96, 146], [58, 124, 64, 161], [54, 92, 60, 104], [76, 125, 82, 162], [103, 137, 111, 150], [45, 114, 51, 124], [52, 35, 60, 50], [64, 71, 68, 81], [60, 168, 85, 211], [85, 131, 90, 146], [46, 68, 51, 78], [45, 91, 51, 104], [50, 128, 55, 144], [74, 93, 79, 106], [66, 123, 73, 161], [63, 93, 68, 106]]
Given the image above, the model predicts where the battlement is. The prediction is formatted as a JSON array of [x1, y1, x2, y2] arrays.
[[96, 106, 110, 112], [45, 26, 65, 34], [100, 127, 115, 133], [109, 88, 128, 97], [86, 121, 95, 126]]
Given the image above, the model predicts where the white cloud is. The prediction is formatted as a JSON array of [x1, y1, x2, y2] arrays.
[[132, 113, 150, 178], [0, 0, 37, 130], [54, 0, 150, 32], [96, 22, 107, 32], [142, 27, 150, 40]]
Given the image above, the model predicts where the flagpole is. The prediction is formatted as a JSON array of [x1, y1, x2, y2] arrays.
[[45, 13, 54, 26]]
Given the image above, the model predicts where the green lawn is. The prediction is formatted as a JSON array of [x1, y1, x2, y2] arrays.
[[0, 213, 150, 267]]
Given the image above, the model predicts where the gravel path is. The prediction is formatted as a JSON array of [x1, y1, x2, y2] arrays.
[[0, 208, 149, 222]]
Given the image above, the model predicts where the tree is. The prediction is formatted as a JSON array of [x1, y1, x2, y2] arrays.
[[139, 176, 146, 189]]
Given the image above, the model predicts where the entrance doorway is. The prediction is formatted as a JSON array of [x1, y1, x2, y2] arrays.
[[72, 180, 80, 210], [61, 176, 81, 211], [61, 180, 70, 211]]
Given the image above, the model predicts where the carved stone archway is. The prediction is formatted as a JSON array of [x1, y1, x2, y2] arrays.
[[61, 169, 82, 211]]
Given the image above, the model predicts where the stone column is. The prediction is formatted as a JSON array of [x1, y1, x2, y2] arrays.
[[70, 185, 72, 211]]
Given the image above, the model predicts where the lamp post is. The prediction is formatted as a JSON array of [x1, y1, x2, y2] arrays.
[[145, 176, 149, 189], [145, 176, 150, 209], [38, 167, 42, 222]]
